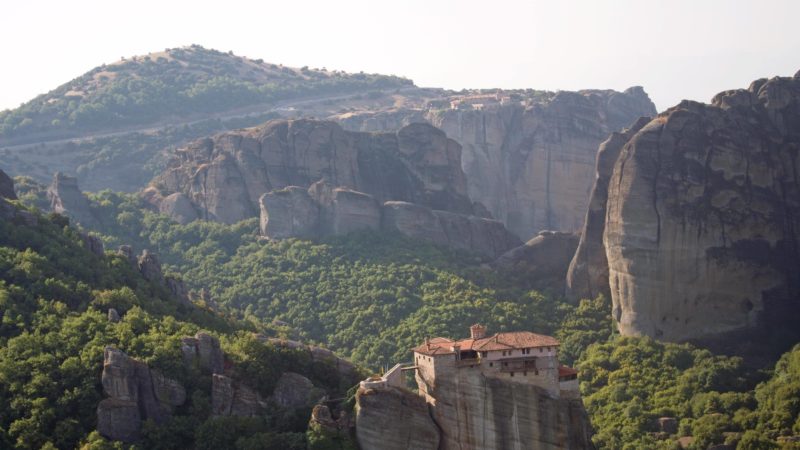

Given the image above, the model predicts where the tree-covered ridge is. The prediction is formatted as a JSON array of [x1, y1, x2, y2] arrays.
[[0, 199, 359, 449], [0, 45, 412, 139]]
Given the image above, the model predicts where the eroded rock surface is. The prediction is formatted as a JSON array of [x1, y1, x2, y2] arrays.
[[494, 230, 580, 293], [336, 88, 656, 239], [355, 386, 440, 450], [46, 172, 99, 227], [0, 168, 16, 200], [97, 347, 185, 442], [151, 119, 476, 224], [572, 72, 800, 342]]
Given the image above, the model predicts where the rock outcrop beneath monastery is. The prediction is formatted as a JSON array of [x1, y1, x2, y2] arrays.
[[355, 386, 441, 450], [335, 88, 656, 239], [570, 72, 800, 342], [0, 168, 16, 200], [258, 184, 522, 259], [46, 172, 99, 227], [151, 119, 477, 224], [494, 230, 580, 293], [97, 347, 185, 442], [565, 117, 652, 302]]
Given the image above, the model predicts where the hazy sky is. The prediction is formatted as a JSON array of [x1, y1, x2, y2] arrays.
[[2, 0, 799, 112]]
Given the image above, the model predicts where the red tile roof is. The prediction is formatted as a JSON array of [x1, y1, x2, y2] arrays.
[[558, 366, 578, 377], [413, 331, 559, 356]]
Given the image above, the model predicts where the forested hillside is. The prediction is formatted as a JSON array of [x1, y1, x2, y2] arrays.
[[0, 45, 411, 140]]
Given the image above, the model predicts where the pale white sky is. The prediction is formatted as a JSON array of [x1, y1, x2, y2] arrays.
[[1, 0, 799, 112]]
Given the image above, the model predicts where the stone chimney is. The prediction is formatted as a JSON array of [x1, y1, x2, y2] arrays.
[[470, 324, 486, 339]]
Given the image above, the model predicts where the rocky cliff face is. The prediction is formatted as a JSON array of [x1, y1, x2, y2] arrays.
[[0, 168, 16, 200], [335, 88, 656, 239], [258, 183, 521, 259], [47, 172, 99, 227], [570, 71, 800, 342], [355, 386, 441, 450], [151, 119, 477, 224], [494, 230, 580, 293]]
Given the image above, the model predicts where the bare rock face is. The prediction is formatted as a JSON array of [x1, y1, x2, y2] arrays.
[[97, 347, 185, 442], [80, 232, 105, 256], [412, 368, 594, 450], [258, 186, 520, 258], [159, 192, 199, 224], [0, 168, 16, 200], [259, 187, 319, 239], [195, 332, 225, 375], [152, 119, 476, 224], [565, 117, 652, 302], [382, 201, 522, 259], [337, 88, 656, 239], [355, 386, 441, 450], [137, 250, 164, 284], [494, 230, 580, 293], [211, 374, 265, 417], [574, 72, 800, 342], [46, 172, 98, 227], [271, 372, 319, 409]]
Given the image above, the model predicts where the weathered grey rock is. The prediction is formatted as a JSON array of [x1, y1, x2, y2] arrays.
[[412, 367, 594, 450], [195, 332, 224, 374], [159, 192, 199, 224], [259, 187, 319, 239], [271, 372, 317, 409], [152, 119, 476, 224], [98, 347, 184, 442], [262, 336, 359, 382], [565, 117, 651, 302], [97, 398, 140, 443], [151, 370, 186, 407], [46, 172, 98, 227], [337, 88, 657, 239], [356, 386, 441, 450], [382, 201, 522, 259], [0, 168, 16, 200], [494, 230, 580, 292], [137, 250, 163, 284], [80, 232, 105, 256], [211, 374, 264, 417], [180, 337, 198, 366], [329, 188, 381, 235], [576, 72, 800, 342], [165, 276, 191, 306], [108, 308, 120, 323]]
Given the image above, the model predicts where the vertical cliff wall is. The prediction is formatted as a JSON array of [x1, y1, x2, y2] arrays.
[[336, 88, 656, 239], [568, 71, 800, 342]]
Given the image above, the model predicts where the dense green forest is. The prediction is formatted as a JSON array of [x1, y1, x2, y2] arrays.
[[0, 198, 360, 449], [6, 185, 800, 449], [0, 45, 411, 139]]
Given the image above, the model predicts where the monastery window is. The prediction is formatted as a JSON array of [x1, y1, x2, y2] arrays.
[[535, 369, 539, 375], [503, 362, 508, 367], [540, 348, 543, 353], [523, 371, 527, 376], [510, 372, 514, 377], [489, 362, 493, 367]]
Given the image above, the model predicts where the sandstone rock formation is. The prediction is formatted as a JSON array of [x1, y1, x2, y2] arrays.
[[271, 372, 319, 409], [0, 168, 16, 200], [46, 172, 99, 227], [151, 119, 476, 224], [565, 117, 652, 302], [569, 72, 800, 342], [211, 374, 265, 417], [382, 201, 522, 259], [336, 88, 657, 239], [80, 232, 105, 256], [158, 192, 199, 225], [260, 336, 358, 381], [258, 185, 522, 258], [181, 332, 225, 374], [493, 230, 580, 293], [137, 250, 164, 284], [97, 347, 185, 442], [355, 386, 441, 450]]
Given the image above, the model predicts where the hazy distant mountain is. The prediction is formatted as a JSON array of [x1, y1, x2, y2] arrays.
[[0, 44, 411, 141]]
